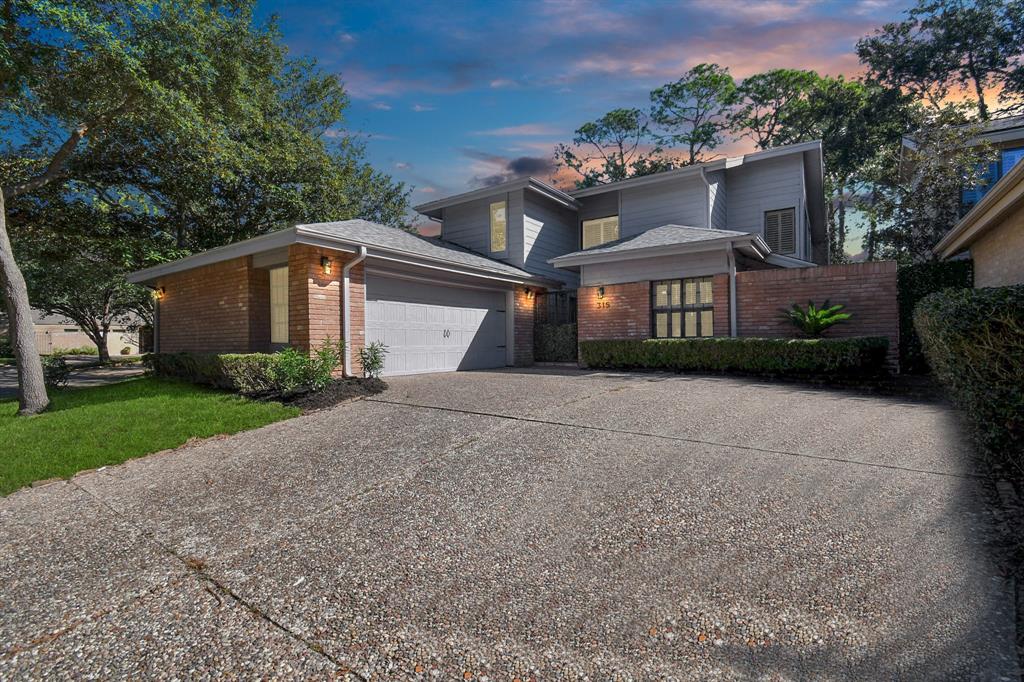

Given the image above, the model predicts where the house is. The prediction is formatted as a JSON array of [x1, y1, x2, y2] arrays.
[[128, 139, 900, 375], [935, 146, 1024, 287], [0, 309, 142, 357]]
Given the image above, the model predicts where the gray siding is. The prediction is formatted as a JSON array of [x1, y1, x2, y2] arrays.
[[523, 193, 580, 286], [577, 191, 619, 222], [725, 155, 807, 259], [619, 176, 706, 238], [441, 189, 525, 266], [581, 250, 729, 286], [707, 170, 727, 229]]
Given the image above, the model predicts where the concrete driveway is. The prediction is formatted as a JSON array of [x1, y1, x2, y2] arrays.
[[0, 369, 1017, 680]]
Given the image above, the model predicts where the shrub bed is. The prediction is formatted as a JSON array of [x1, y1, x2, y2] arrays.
[[914, 285, 1023, 473], [144, 341, 346, 399], [579, 336, 890, 376], [534, 323, 577, 362], [897, 260, 973, 373]]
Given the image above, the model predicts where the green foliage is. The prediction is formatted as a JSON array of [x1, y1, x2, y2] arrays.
[[0, 336, 12, 357], [780, 301, 852, 337], [650, 64, 739, 164], [580, 337, 890, 376], [914, 285, 1024, 474], [41, 355, 70, 388], [554, 108, 674, 188], [51, 346, 99, 357], [144, 339, 345, 398], [0, 378, 297, 495], [897, 260, 974, 373], [357, 342, 388, 379], [534, 323, 578, 362]]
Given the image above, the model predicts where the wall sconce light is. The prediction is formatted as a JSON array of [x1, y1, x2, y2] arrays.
[[524, 287, 534, 299], [597, 286, 605, 299], [320, 256, 332, 274], [154, 286, 165, 300]]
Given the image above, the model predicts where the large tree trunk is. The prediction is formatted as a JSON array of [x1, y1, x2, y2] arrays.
[[0, 190, 49, 415], [96, 327, 110, 363]]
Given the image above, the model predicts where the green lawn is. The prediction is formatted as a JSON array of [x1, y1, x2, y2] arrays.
[[0, 377, 299, 495]]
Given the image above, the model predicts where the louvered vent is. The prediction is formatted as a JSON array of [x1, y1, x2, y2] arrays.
[[764, 208, 796, 255]]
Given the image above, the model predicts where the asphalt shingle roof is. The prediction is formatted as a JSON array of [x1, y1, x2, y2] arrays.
[[555, 224, 754, 260], [297, 220, 534, 279]]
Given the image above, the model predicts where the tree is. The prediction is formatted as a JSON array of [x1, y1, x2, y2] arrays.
[[11, 196, 159, 361], [649, 63, 739, 165], [858, 0, 1024, 119], [874, 115, 997, 260], [731, 69, 821, 149], [555, 108, 674, 188], [0, 1, 408, 414]]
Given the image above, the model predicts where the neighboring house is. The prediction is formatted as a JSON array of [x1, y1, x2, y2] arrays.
[[128, 139, 900, 375], [0, 309, 141, 356], [935, 147, 1024, 287]]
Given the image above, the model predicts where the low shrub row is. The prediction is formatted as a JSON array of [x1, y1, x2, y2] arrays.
[[144, 341, 345, 399], [534, 323, 577, 362], [579, 336, 890, 376], [914, 285, 1023, 474]]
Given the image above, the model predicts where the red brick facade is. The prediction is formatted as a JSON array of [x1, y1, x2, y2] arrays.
[[156, 245, 367, 374], [578, 282, 651, 341], [576, 261, 900, 366], [514, 288, 535, 366], [156, 256, 266, 354]]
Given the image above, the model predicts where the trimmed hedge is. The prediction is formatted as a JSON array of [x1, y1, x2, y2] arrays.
[[144, 343, 343, 398], [579, 336, 890, 376], [914, 285, 1023, 473], [897, 260, 973, 373], [534, 323, 577, 362]]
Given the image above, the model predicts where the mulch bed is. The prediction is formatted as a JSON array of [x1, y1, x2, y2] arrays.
[[283, 377, 388, 412]]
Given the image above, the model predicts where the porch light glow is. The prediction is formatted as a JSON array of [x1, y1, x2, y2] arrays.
[[524, 287, 534, 299], [321, 256, 332, 274], [154, 286, 165, 300], [597, 286, 605, 299]]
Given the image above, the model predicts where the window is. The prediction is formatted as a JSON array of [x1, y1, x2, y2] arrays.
[[652, 277, 713, 338], [764, 208, 796, 254], [582, 215, 619, 249], [489, 200, 507, 253], [269, 266, 289, 344], [963, 148, 1024, 208]]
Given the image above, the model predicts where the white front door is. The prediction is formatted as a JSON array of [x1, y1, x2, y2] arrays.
[[364, 275, 507, 376]]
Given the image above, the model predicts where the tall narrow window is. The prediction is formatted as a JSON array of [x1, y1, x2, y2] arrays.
[[652, 277, 713, 338], [269, 266, 289, 344], [582, 215, 619, 249], [490, 200, 507, 253], [764, 208, 796, 254]]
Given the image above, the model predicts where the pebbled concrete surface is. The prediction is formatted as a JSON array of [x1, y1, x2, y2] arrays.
[[0, 368, 1017, 680]]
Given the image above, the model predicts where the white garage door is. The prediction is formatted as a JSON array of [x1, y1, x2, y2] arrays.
[[365, 275, 508, 376]]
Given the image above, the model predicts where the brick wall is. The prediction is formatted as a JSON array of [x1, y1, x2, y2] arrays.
[[734, 261, 899, 363], [157, 256, 263, 353], [578, 282, 651, 341], [711, 273, 730, 338], [970, 201, 1024, 287], [514, 288, 535, 366], [347, 259, 366, 375]]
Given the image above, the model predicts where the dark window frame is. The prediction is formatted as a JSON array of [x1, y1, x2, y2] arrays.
[[650, 277, 714, 339]]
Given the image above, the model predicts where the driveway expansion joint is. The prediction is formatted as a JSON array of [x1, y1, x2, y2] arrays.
[[366, 397, 988, 482]]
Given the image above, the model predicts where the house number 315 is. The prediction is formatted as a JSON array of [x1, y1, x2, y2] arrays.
[[596, 301, 611, 309]]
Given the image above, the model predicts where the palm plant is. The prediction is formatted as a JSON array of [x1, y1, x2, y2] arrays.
[[780, 300, 851, 337]]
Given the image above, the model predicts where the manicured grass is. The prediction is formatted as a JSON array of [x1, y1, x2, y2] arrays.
[[0, 377, 299, 496]]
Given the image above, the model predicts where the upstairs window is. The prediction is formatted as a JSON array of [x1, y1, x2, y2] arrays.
[[652, 277, 714, 338], [489, 200, 507, 253], [582, 215, 619, 249], [764, 207, 796, 255]]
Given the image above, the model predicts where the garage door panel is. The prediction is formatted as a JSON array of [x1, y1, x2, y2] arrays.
[[365, 275, 508, 376]]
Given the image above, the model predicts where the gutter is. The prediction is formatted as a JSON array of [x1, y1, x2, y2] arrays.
[[726, 242, 737, 337], [699, 167, 711, 228], [342, 246, 367, 376]]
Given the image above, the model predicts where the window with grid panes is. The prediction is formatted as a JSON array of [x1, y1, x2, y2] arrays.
[[651, 277, 714, 338]]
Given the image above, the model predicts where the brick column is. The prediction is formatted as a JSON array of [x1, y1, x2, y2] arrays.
[[288, 244, 342, 353], [712, 273, 730, 337], [346, 259, 366, 376], [514, 287, 535, 366]]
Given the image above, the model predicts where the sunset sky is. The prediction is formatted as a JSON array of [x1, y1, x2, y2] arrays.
[[256, 0, 911, 220]]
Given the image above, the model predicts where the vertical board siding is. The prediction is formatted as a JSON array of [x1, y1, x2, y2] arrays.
[[577, 191, 620, 222], [523, 193, 580, 286], [725, 155, 806, 258], [708, 169, 727, 230], [441, 190, 523, 264], [620, 176, 706, 237]]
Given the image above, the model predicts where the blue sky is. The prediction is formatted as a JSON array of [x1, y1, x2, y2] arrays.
[[257, 0, 909, 218]]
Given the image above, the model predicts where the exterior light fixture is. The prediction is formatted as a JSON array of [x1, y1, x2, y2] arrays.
[[597, 286, 605, 299], [154, 286, 165, 300], [321, 256, 332, 274], [524, 287, 534, 299]]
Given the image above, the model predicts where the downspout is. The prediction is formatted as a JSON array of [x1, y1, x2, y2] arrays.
[[726, 242, 737, 337], [342, 246, 367, 376], [699, 167, 711, 228]]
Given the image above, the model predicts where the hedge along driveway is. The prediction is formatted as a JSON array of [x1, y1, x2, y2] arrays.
[[0, 378, 298, 495]]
